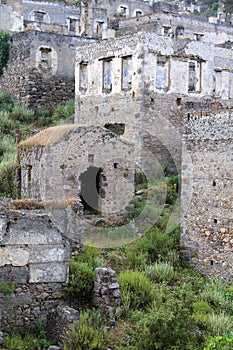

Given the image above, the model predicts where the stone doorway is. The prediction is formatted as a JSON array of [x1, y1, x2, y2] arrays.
[[79, 166, 102, 212]]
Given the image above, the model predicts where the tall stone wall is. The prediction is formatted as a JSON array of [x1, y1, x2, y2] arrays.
[[181, 109, 233, 282], [0, 199, 83, 328]]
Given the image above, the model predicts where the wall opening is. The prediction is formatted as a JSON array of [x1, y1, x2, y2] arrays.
[[69, 18, 79, 33], [26, 165, 32, 197], [39, 47, 52, 71], [104, 123, 125, 136], [122, 56, 132, 91], [103, 58, 113, 93], [96, 21, 104, 36], [79, 166, 102, 213], [175, 26, 184, 38], [188, 61, 201, 93], [35, 11, 46, 22], [79, 61, 88, 92], [155, 56, 170, 90]]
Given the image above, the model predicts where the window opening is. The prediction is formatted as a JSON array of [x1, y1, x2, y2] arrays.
[[122, 56, 132, 91], [35, 11, 46, 22], [155, 56, 169, 90], [96, 21, 104, 36], [69, 18, 78, 32], [104, 123, 125, 136], [39, 47, 52, 71], [176, 26, 184, 38], [79, 61, 88, 92], [188, 61, 201, 93], [103, 58, 112, 93]]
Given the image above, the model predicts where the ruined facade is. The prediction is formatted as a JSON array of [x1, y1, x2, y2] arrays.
[[0, 0, 232, 330]]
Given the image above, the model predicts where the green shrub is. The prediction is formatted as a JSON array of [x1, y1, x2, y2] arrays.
[[0, 282, 14, 295], [52, 99, 75, 124], [62, 260, 94, 305], [0, 92, 14, 112], [137, 225, 180, 263], [10, 104, 35, 123], [200, 279, 233, 313], [204, 334, 233, 350], [36, 108, 53, 127], [74, 246, 104, 270], [144, 262, 176, 283], [118, 270, 155, 310], [121, 284, 203, 350], [0, 111, 19, 134], [207, 312, 233, 336], [63, 311, 105, 350]]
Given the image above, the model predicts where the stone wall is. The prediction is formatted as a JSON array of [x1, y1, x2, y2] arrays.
[[19, 125, 135, 222], [119, 12, 233, 45], [95, 0, 153, 19], [0, 0, 24, 32], [0, 31, 96, 110], [0, 199, 83, 328], [181, 109, 233, 282]]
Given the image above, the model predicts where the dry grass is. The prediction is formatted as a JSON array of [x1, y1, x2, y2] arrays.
[[18, 124, 75, 147], [6, 197, 79, 210]]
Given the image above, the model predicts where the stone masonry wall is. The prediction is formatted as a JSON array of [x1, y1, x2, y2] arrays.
[[0, 31, 96, 110], [0, 204, 66, 328], [181, 109, 233, 282]]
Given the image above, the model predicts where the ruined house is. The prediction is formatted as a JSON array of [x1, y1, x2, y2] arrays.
[[0, 0, 232, 329]]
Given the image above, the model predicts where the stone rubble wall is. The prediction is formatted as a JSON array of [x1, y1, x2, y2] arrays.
[[0, 31, 96, 110], [92, 267, 121, 318], [0, 200, 83, 328], [181, 109, 233, 282]]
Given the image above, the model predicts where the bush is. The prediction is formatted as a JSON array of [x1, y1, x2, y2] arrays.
[[118, 270, 155, 310], [144, 262, 176, 283], [63, 311, 105, 350], [62, 260, 94, 305], [204, 334, 233, 350], [52, 99, 75, 124], [74, 246, 104, 270], [10, 104, 35, 123], [0, 282, 14, 295]]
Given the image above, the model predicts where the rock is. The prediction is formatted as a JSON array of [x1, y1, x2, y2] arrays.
[[48, 346, 61, 350]]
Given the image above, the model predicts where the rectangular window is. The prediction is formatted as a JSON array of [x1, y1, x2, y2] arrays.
[[79, 62, 88, 92], [155, 56, 169, 90], [215, 69, 222, 97], [69, 18, 78, 32], [103, 58, 112, 93], [188, 60, 201, 93], [40, 47, 52, 70], [122, 56, 132, 91], [96, 21, 104, 36]]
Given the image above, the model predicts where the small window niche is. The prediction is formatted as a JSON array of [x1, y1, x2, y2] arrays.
[[79, 61, 88, 92], [155, 56, 170, 90], [175, 26, 184, 38], [35, 11, 46, 22], [103, 58, 113, 93], [69, 18, 79, 33], [40, 47, 52, 71], [135, 10, 143, 17], [122, 55, 132, 91], [194, 33, 204, 41], [120, 5, 128, 17], [96, 21, 104, 37], [215, 69, 222, 97], [188, 60, 201, 93], [163, 26, 172, 36]]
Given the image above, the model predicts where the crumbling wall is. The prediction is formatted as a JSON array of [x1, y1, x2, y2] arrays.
[[0, 0, 24, 32], [119, 12, 233, 45], [181, 109, 233, 282], [0, 199, 83, 328], [0, 31, 95, 110]]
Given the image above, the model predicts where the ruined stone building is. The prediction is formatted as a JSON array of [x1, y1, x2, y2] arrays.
[[0, 0, 232, 328]]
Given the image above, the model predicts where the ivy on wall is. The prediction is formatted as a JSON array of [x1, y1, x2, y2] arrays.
[[0, 30, 9, 75]]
